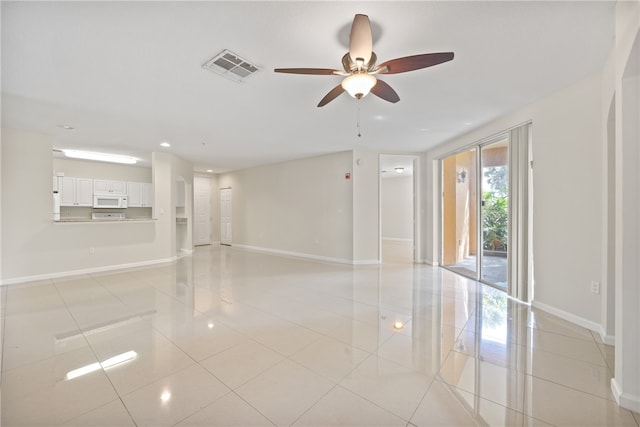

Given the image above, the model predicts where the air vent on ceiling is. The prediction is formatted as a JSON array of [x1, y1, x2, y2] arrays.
[[202, 49, 260, 83]]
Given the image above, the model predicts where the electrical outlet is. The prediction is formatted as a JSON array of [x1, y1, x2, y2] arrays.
[[590, 281, 600, 294]]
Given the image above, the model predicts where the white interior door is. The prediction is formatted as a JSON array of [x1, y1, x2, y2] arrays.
[[220, 188, 232, 246], [194, 176, 212, 246]]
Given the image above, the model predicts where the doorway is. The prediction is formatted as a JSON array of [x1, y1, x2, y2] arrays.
[[220, 187, 232, 246], [441, 137, 509, 289], [194, 176, 212, 246], [380, 154, 418, 264]]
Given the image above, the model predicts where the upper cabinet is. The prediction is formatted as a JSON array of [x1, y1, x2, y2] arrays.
[[127, 182, 153, 207], [94, 179, 126, 195], [60, 177, 153, 208], [60, 177, 93, 206]]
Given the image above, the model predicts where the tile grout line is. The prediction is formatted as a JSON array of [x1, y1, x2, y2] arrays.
[[591, 328, 616, 376], [447, 344, 616, 403], [405, 376, 437, 427], [150, 319, 280, 426], [288, 348, 435, 426], [50, 279, 140, 427]]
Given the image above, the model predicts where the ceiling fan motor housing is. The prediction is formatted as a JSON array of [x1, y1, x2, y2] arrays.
[[342, 52, 378, 73]]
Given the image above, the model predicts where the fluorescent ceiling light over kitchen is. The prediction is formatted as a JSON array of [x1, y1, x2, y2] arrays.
[[63, 150, 137, 164]]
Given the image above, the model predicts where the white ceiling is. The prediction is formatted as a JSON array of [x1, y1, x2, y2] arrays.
[[1, 1, 615, 173]]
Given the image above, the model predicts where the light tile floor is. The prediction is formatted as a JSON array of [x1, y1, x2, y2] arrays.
[[1, 245, 639, 427]]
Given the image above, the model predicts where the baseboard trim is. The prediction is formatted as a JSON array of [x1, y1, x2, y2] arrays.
[[353, 259, 381, 265], [382, 237, 413, 243], [233, 244, 377, 265], [531, 300, 602, 334], [0, 256, 178, 286], [611, 378, 640, 412], [425, 259, 439, 266], [599, 328, 615, 346]]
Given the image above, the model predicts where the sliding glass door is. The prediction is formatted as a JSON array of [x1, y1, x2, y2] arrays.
[[441, 136, 510, 291], [480, 139, 509, 288], [440, 123, 531, 300]]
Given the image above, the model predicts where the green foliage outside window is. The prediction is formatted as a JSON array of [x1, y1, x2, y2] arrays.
[[483, 166, 508, 252]]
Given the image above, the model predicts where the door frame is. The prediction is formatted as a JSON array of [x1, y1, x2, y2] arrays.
[[378, 154, 420, 264], [193, 175, 212, 246], [437, 122, 532, 301], [220, 187, 232, 246]]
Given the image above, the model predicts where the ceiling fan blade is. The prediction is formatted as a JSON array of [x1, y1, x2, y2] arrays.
[[376, 52, 454, 74], [349, 14, 373, 65], [274, 68, 340, 75], [370, 79, 400, 103], [317, 85, 345, 107]]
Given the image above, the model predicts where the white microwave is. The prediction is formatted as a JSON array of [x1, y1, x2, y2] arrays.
[[93, 195, 128, 208]]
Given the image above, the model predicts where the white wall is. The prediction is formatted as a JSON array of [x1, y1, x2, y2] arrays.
[[612, 0, 640, 410], [352, 149, 380, 264], [152, 151, 194, 257], [218, 151, 355, 263], [381, 176, 413, 241], [53, 158, 151, 182], [0, 128, 188, 283], [424, 71, 605, 328]]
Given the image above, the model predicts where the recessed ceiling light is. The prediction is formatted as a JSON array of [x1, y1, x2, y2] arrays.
[[206, 169, 213, 173], [58, 124, 75, 130], [63, 150, 137, 164], [160, 142, 171, 148], [395, 167, 405, 173], [393, 321, 404, 330]]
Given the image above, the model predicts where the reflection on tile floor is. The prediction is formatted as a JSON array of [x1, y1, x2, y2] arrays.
[[1, 245, 638, 426]]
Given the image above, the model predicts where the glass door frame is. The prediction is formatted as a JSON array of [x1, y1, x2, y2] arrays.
[[439, 133, 510, 292], [479, 136, 511, 291], [437, 121, 533, 303]]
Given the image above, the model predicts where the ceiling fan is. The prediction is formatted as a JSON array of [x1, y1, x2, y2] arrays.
[[274, 14, 454, 107]]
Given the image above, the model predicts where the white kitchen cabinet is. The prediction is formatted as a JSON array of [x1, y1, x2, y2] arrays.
[[60, 177, 93, 206], [94, 179, 126, 194], [127, 182, 153, 207], [142, 183, 153, 207]]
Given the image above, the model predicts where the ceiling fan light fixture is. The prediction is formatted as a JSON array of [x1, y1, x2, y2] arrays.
[[341, 73, 377, 99]]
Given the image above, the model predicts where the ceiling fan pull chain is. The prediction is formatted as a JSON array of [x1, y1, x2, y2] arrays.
[[357, 106, 362, 138]]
